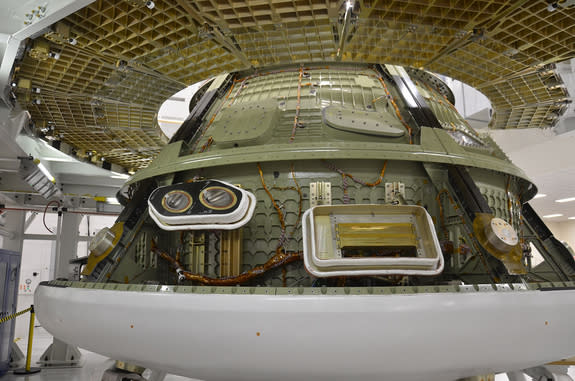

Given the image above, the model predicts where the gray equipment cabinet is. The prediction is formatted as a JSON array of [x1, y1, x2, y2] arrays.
[[0, 249, 21, 376]]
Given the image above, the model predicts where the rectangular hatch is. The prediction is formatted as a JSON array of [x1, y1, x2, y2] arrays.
[[302, 204, 444, 277]]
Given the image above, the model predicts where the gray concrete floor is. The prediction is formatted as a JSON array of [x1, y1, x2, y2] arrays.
[[2, 327, 193, 381]]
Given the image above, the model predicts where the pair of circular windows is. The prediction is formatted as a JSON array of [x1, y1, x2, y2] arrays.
[[161, 186, 237, 213]]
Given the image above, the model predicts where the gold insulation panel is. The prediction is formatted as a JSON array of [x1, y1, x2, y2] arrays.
[[220, 229, 243, 277], [336, 223, 417, 249], [11, 0, 575, 171], [472, 213, 526, 275], [183, 232, 206, 274]]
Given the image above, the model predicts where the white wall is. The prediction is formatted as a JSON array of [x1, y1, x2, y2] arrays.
[[157, 79, 208, 139], [15, 239, 53, 339], [444, 76, 491, 119], [547, 220, 575, 251]]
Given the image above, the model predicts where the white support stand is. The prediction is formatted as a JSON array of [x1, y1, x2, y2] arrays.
[[506, 371, 529, 381], [9, 341, 25, 369], [37, 338, 82, 368], [39, 212, 83, 368], [524, 365, 574, 381]]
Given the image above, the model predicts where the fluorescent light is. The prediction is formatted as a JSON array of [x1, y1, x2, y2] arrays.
[[110, 172, 129, 179], [569, 217, 575, 220], [533, 193, 547, 199], [37, 162, 55, 183], [556, 197, 575, 203], [42, 157, 73, 162], [106, 197, 120, 205], [543, 214, 563, 218]]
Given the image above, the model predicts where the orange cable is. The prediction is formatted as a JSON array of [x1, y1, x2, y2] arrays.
[[199, 136, 214, 153], [290, 66, 304, 142], [375, 76, 413, 144], [257, 163, 286, 237], [337, 161, 388, 187], [290, 163, 303, 232], [436, 189, 466, 239], [224, 81, 235, 102], [192, 82, 235, 152], [155, 246, 301, 286]]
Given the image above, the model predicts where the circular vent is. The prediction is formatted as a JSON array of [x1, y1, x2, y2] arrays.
[[200, 186, 237, 210], [162, 190, 193, 213]]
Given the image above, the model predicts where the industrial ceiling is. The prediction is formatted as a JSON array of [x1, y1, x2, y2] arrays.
[[7, 0, 575, 171]]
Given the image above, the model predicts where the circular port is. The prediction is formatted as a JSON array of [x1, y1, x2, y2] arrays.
[[486, 217, 519, 252], [162, 190, 193, 213], [200, 186, 237, 210]]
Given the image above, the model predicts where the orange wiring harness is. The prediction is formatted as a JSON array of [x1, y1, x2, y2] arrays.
[[258, 163, 304, 249], [270, 164, 304, 242], [324, 160, 388, 187], [290, 66, 304, 143], [375, 75, 413, 144], [257, 163, 287, 241], [323, 161, 387, 204], [198, 136, 214, 153], [155, 246, 302, 286], [435, 189, 464, 240], [435, 189, 497, 282], [191, 80, 236, 153], [155, 163, 306, 286]]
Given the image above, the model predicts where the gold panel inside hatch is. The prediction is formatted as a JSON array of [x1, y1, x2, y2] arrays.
[[336, 223, 417, 254]]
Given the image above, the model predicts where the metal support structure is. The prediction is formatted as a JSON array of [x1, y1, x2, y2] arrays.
[[23, 212, 37, 232], [0, 227, 15, 239], [174, 0, 252, 68], [9, 340, 25, 369], [49, 212, 63, 281], [524, 366, 574, 381], [0, 0, 96, 106], [1, 210, 25, 253], [336, 2, 354, 61], [507, 371, 528, 381], [38, 211, 82, 368], [36, 338, 82, 368], [383, 64, 442, 129]]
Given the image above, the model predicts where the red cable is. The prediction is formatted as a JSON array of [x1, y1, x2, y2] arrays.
[[42, 201, 61, 234]]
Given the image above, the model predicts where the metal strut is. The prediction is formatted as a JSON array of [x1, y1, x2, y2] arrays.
[[380, 64, 443, 130], [522, 203, 575, 280]]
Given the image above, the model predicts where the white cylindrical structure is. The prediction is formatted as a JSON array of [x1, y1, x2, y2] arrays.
[[36, 283, 575, 381]]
